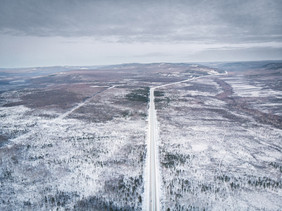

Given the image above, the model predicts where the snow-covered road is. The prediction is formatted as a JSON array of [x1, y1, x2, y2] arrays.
[[146, 87, 160, 211], [145, 74, 221, 210]]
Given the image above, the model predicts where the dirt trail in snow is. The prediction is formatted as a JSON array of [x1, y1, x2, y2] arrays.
[[10, 86, 115, 144], [58, 86, 115, 120]]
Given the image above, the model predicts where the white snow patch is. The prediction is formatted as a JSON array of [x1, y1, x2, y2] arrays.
[[191, 143, 208, 152]]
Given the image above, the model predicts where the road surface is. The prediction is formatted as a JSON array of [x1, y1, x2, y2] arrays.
[[147, 87, 160, 211]]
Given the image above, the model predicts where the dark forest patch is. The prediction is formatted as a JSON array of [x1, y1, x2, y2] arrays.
[[126, 87, 149, 103], [4, 89, 82, 109]]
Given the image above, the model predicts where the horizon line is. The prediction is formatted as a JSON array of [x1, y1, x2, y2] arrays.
[[1, 59, 282, 69]]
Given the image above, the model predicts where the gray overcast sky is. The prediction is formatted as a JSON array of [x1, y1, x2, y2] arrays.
[[0, 0, 282, 67]]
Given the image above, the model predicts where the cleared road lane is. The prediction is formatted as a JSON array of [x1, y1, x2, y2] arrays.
[[147, 87, 160, 211]]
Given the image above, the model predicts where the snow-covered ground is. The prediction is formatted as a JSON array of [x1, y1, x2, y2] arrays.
[[155, 76, 282, 210], [0, 86, 147, 210], [0, 63, 281, 210]]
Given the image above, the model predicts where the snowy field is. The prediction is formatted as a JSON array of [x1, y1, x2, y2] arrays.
[[0, 62, 281, 210], [155, 72, 282, 210], [0, 87, 147, 210]]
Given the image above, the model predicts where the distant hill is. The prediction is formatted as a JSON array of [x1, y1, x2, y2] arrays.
[[201, 60, 282, 72], [262, 63, 282, 70]]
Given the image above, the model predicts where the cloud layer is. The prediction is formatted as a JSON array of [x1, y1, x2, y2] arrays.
[[0, 0, 281, 67], [1, 0, 282, 43]]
